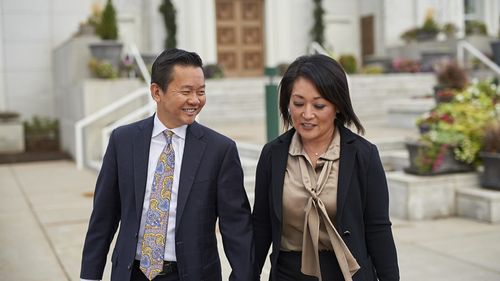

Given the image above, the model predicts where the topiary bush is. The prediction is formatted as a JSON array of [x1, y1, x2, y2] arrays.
[[96, 0, 118, 40], [338, 54, 357, 74]]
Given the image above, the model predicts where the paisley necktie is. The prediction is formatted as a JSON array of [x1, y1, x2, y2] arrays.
[[140, 130, 175, 280]]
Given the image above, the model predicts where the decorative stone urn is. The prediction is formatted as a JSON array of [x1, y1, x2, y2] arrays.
[[89, 40, 123, 69]]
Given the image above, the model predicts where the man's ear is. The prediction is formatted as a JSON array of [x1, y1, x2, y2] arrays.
[[150, 83, 161, 102]]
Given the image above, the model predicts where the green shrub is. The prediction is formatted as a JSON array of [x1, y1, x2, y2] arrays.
[[442, 22, 458, 37], [361, 64, 384, 75], [465, 20, 487, 36], [23, 116, 60, 151], [203, 64, 224, 79], [159, 0, 177, 49], [338, 54, 357, 74], [310, 0, 325, 45], [96, 0, 118, 40], [400, 28, 418, 42], [415, 80, 499, 170], [88, 58, 118, 79]]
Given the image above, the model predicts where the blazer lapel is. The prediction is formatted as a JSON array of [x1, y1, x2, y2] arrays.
[[336, 125, 357, 226], [271, 130, 294, 222], [133, 116, 154, 223], [175, 122, 206, 232]]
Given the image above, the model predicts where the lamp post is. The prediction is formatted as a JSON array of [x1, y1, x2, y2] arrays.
[[264, 67, 279, 141]]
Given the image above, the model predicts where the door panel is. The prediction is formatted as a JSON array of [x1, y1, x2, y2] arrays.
[[216, 0, 264, 76]]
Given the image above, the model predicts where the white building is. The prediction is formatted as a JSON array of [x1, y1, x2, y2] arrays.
[[0, 0, 499, 119]]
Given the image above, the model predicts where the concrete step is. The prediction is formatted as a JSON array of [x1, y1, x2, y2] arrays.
[[457, 187, 500, 223], [200, 74, 436, 128]]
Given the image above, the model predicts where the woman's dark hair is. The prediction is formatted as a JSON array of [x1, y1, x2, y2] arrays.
[[151, 48, 203, 91], [279, 54, 365, 134]]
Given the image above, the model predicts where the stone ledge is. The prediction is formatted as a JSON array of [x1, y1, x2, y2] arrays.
[[387, 171, 479, 220], [457, 188, 500, 223]]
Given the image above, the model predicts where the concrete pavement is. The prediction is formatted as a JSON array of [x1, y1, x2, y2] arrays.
[[1, 160, 500, 280]]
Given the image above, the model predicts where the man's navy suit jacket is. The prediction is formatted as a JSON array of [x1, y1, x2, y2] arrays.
[[81, 115, 253, 281]]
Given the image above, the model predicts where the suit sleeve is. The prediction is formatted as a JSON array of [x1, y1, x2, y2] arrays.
[[216, 141, 253, 281], [252, 144, 272, 281], [364, 145, 400, 281], [80, 130, 121, 280]]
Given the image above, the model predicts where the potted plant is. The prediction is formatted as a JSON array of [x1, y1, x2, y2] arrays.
[[465, 20, 488, 36], [88, 58, 119, 79], [417, 19, 439, 41], [89, 0, 123, 70], [77, 3, 102, 36], [392, 58, 421, 73], [433, 60, 468, 103], [338, 54, 357, 74], [400, 28, 418, 43], [442, 22, 458, 39], [203, 64, 225, 79], [406, 80, 497, 175], [479, 119, 500, 190], [159, 0, 177, 49], [24, 116, 60, 152]]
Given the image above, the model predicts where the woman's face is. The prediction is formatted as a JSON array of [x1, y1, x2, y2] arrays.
[[289, 77, 336, 143]]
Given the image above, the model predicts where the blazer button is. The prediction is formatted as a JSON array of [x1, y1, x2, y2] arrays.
[[127, 263, 132, 270], [134, 232, 138, 238], [343, 230, 351, 237]]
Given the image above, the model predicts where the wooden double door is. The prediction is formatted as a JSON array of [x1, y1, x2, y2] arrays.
[[215, 0, 264, 77]]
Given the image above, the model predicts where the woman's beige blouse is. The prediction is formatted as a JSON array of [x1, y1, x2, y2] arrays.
[[281, 129, 360, 281]]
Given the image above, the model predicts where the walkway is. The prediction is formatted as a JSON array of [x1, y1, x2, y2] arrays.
[[1, 160, 500, 280]]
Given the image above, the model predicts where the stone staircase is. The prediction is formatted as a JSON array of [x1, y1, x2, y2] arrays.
[[198, 74, 436, 206], [199, 73, 500, 223]]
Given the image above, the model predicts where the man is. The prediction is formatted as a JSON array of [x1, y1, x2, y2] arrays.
[[80, 48, 253, 281]]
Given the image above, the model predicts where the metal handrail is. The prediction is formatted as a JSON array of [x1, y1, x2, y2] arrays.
[[457, 40, 500, 77], [75, 86, 150, 169], [75, 43, 152, 170], [100, 104, 153, 159], [130, 44, 152, 84], [308, 41, 330, 56]]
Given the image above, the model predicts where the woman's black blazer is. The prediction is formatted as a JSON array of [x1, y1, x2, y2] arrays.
[[252, 125, 399, 281]]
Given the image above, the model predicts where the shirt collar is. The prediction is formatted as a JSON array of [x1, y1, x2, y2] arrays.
[[289, 128, 341, 161], [152, 114, 187, 140]]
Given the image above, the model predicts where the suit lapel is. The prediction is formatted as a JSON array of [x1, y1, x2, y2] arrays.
[[271, 130, 294, 222], [133, 116, 154, 223], [336, 126, 357, 226], [175, 122, 206, 232]]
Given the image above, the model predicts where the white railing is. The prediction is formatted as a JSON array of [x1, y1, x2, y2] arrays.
[[75, 87, 150, 169], [75, 43, 154, 170], [457, 40, 500, 77], [308, 41, 330, 56]]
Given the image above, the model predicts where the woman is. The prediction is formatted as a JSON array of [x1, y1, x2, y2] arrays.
[[252, 54, 399, 281]]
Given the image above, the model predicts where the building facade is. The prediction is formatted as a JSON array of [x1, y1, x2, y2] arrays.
[[0, 0, 499, 118]]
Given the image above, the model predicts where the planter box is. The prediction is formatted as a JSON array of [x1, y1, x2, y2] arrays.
[[404, 141, 474, 175], [0, 120, 25, 153], [479, 152, 500, 191], [387, 171, 479, 220], [89, 40, 123, 69], [25, 133, 59, 152]]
